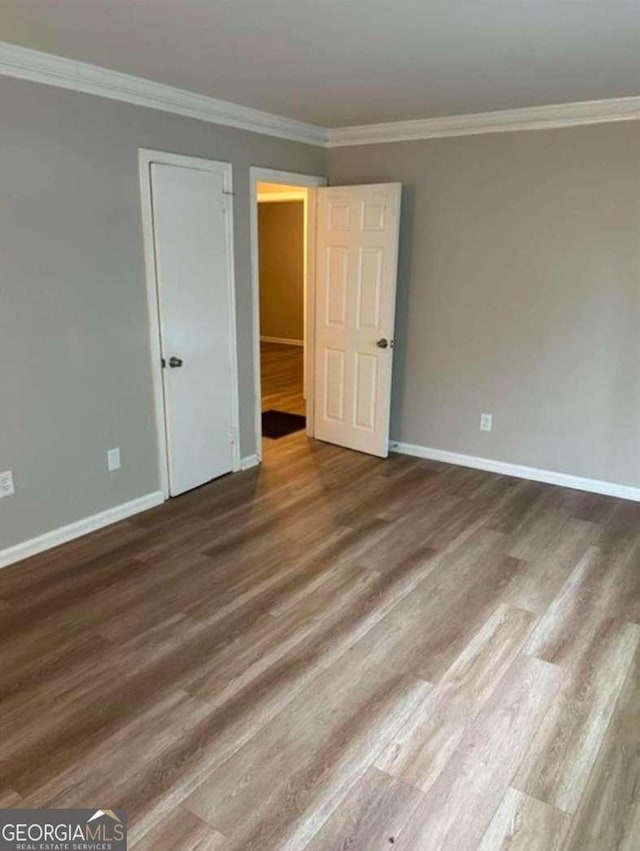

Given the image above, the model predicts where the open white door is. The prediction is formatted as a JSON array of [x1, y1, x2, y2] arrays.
[[314, 183, 402, 457]]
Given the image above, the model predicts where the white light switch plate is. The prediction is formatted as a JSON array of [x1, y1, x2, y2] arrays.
[[0, 471, 15, 498]]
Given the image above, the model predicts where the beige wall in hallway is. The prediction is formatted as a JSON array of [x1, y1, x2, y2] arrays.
[[328, 122, 640, 487], [258, 200, 305, 342]]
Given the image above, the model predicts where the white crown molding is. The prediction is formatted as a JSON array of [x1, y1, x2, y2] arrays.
[[391, 441, 640, 502], [0, 490, 165, 570], [328, 96, 640, 147], [0, 41, 327, 147], [0, 41, 637, 148]]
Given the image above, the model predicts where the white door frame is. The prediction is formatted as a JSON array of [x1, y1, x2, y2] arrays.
[[139, 148, 240, 499], [249, 166, 327, 460]]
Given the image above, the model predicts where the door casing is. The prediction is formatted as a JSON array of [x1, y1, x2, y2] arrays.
[[249, 166, 327, 462], [139, 148, 240, 500]]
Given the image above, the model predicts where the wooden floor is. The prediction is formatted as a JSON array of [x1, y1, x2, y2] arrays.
[[1, 434, 639, 849], [261, 341, 305, 415]]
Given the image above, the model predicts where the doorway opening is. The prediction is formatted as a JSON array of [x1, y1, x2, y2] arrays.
[[258, 183, 307, 440], [250, 168, 326, 461]]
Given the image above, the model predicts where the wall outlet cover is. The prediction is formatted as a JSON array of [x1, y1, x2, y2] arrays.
[[107, 448, 121, 472], [480, 413, 493, 432], [0, 471, 15, 498]]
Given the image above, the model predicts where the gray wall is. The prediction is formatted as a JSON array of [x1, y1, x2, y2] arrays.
[[0, 75, 325, 550], [258, 200, 304, 341], [329, 123, 640, 487]]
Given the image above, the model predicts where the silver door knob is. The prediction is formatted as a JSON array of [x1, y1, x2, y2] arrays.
[[376, 338, 389, 349], [168, 356, 183, 368]]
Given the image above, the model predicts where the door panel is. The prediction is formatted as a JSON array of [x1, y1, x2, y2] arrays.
[[314, 184, 401, 457], [325, 246, 348, 325], [150, 162, 234, 495], [357, 247, 383, 327], [325, 348, 346, 422]]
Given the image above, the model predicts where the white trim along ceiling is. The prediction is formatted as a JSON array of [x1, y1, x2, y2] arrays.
[[0, 41, 638, 147]]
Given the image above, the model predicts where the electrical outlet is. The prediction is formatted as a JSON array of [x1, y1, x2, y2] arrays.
[[0, 470, 15, 498], [480, 413, 493, 432], [107, 448, 121, 472]]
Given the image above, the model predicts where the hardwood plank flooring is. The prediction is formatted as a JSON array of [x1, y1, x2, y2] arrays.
[[479, 787, 571, 850], [375, 604, 537, 793], [303, 767, 422, 850], [130, 807, 225, 850], [392, 655, 562, 850], [564, 644, 640, 850], [0, 432, 639, 848], [514, 618, 640, 813], [261, 341, 304, 415]]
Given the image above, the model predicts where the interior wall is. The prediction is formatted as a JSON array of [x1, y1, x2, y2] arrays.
[[0, 74, 325, 552], [328, 122, 640, 487], [258, 200, 305, 342]]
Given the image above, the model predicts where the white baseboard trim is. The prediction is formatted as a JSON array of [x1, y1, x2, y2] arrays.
[[240, 454, 260, 471], [260, 336, 304, 347], [391, 441, 640, 502], [0, 490, 165, 570]]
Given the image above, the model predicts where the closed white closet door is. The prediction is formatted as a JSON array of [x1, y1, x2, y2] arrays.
[[314, 183, 402, 457], [150, 162, 235, 495]]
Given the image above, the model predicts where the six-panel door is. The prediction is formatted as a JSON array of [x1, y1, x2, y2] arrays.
[[314, 184, 402, 457]]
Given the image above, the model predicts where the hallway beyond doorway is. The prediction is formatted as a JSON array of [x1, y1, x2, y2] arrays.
[[260, 341, 304, 416]]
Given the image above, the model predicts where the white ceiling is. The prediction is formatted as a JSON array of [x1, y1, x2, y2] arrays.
[[1, 0, 639, 127]]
